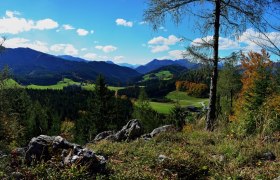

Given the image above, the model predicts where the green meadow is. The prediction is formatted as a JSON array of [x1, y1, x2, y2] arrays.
[[26, 78, 123, 91], [143, 70, 173, 81], [150, 91, 208, 114]]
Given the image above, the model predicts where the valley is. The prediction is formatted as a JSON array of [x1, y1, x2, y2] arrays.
[[0, 0, 279, 179]]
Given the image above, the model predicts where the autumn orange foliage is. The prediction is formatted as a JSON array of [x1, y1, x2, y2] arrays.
[[176, 81, 208, 97], [231, 50, 273, 124]]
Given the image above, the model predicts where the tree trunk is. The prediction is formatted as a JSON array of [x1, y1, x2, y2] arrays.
[[206, 0, 221, 131]]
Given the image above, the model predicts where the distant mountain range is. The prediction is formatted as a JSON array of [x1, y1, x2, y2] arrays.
[[117, 63, 140, 69], [135, 59, 200, 74], [0, 48, 202, 86], [58, 55, 87, 62], [0, 48, 140, 85]]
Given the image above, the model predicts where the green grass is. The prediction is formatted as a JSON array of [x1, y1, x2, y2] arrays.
[[150, 102, 174, 114], [2, 79, 22, 88], [143, 70, 173, 81], [25, 78, 123, 91], [167, 91, 208, 106], [87, 128, 280, 179], [150, 91, 209, 114], [26, 78, 80, 90]]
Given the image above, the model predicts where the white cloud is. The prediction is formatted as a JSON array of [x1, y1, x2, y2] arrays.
[[64, 44, 78, 55], [139, 21, 147, 25], [190, 28, 280, 53], [3, 37, 49, 53], [148, 35, 182, 45], [0, 10, 58, 34], [99, 55, 109, 60], [95, 45, 103, 50], [95, 45, 117, 53], [116, 18, 133, 27], [5, 10, 20, 18], [77, 28, 89, 36], [81, 48, 87, 51], [148, 35, 182, 53], [168, 50, 184, 59], [84, 53, 98, 61], [191, 36, 239, 50], [238, 28, 280, 52], [150, 45, 170, 53], [50, 44, 78, 55], [50, 44, 65, 52], [63, 24, 74, 30], [159, 26, 167, 32], [114, 56, 124, 61], [34, 19, 59, 30]]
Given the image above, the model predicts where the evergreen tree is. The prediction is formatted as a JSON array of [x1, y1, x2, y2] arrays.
[[133, 88, 161, 132], [217, 56, 242, 121], [234, 50, 273, 134]]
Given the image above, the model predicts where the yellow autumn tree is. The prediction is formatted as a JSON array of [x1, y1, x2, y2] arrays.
[[233, 50, 273, 134]]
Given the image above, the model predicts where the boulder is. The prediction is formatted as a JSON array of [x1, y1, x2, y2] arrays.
[[150, 125, 175, 138], [25, 135, 54, 164], [94, 131, 114, 142], [93, 119, 144, 142], [114, 119, 143, 141], [25, 135, 106, 174]]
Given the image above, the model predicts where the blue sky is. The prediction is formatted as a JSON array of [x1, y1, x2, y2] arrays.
[[0, 0, 279, 64]]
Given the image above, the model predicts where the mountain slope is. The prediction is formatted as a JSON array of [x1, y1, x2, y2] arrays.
[[135, 59, 199, 74], [58, 55, 87, 62], [139, 65, 187, 82], [118, 63, 140, 69], [0, 48, 141, 85]]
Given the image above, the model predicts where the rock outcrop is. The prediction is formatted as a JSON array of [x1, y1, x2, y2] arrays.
[[142, 125, 175, 140], [94, 119, 144, 142], [24, 135, 106, 174], [150, 125, 175, 137]]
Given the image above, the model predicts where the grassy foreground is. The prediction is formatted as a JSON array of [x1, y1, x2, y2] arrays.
[[88, 122, 280, 179]]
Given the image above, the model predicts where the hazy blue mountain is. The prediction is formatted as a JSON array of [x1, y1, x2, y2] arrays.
[[118, 63, 140, 69], [58, 55, 88, 62], [0, 48, 141, 85], [135, 59, 199, 74], [105, 61, 115, 64]]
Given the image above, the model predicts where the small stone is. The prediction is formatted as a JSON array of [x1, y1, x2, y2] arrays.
[[158, 154, 169, 162], [262, 151, 276, 161], [10, 172, 24, 180]]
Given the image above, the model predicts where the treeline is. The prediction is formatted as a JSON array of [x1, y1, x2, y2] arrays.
[[118, 79, 176, 99], [175, 81, 208, 98]]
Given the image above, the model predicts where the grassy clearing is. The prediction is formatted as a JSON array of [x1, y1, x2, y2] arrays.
[[2, 79, 22, 88], [150, 91, 209, 114], [88, 125, 280, 179], [25, 78, 123, 91], [26, 78, 80, 90], [143, 70, 173, 81], [150, 102, 174, 114]]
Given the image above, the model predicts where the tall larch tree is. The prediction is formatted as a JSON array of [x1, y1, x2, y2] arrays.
[[144, 0, 272, 131]]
